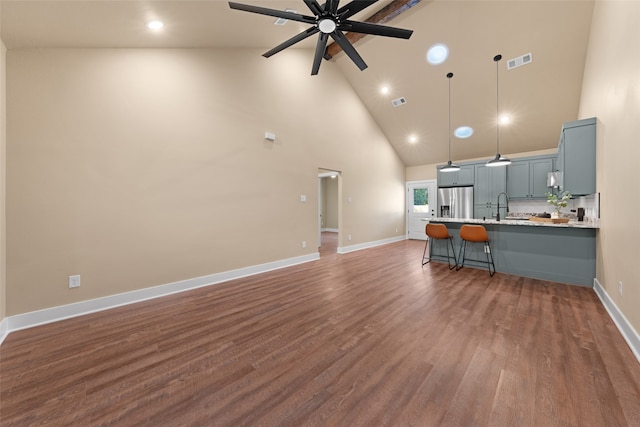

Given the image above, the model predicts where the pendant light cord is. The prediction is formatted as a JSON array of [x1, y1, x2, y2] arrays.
[[447, 72, 453, 162], [495, 54, 501, 155], [486, 54, 510, 166]]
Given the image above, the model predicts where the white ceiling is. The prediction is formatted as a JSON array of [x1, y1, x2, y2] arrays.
[[0, 0, 595, 167]]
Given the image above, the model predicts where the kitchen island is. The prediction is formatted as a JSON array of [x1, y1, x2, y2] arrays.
[[425, 217, 598, 286]]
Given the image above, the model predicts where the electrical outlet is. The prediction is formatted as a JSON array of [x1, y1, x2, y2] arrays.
[[302, 241, 306, 248], [618, 281, 623, 296], [348, 234, 352, 241], [69, 275, 81, 289], [396, 227, 398, 233], [484, 246, 491, 254]]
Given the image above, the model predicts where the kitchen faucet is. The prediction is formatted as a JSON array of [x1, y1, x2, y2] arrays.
[[496, 192, 509, 221]]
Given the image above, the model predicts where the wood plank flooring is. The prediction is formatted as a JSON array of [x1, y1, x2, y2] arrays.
[[1, 233, 640, 426]]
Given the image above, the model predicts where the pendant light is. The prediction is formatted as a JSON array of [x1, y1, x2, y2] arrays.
[[440, 72, 460, 172], [486, 54, 511, 167]]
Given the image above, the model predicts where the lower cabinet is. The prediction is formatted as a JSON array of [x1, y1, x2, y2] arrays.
[[474, 204, 495, 220]]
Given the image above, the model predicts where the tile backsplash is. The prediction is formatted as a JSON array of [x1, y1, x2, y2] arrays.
[[509, 193, 600, 221]]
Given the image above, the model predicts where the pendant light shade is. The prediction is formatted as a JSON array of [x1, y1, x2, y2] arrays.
[[486, 54, 511, 167], [441, 72, 460, 173]]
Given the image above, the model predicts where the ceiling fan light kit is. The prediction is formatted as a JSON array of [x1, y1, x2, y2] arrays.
[[441, 72, 460, 173], [486, 54, 512, 167], [228, 0, 413, 75]]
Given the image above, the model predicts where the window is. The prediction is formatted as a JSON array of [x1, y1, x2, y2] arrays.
[[413, 188, 429, 213]]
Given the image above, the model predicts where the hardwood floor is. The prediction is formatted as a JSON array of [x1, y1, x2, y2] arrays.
[[319, 231, 338, 258], [2, 237, 640, 426]]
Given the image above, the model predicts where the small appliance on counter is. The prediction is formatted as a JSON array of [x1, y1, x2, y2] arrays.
[[577, 207, 585, 221]]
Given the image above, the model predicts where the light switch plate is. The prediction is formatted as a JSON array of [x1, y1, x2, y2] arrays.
[[69, 275, 81, 288]]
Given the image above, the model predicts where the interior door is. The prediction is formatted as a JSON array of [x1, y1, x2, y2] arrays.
[[406, 180, 437, 240]]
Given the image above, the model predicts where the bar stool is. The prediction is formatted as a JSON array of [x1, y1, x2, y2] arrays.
[[422, 223, 458, 270], [457, 224, 496, 276]]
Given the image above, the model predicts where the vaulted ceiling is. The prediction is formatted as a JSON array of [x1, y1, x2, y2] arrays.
[[0, 0, 594, 167]]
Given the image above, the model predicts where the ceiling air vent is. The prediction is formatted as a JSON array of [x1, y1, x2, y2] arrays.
[[391, 97, 407, 107], [507, 52, 533, 70], [274, 9, 297, 25]]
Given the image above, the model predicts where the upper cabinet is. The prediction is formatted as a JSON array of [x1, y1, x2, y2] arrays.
[[437, 165, 474, 187], [557, 118, 596, 196], [507, 157, 554, 199]]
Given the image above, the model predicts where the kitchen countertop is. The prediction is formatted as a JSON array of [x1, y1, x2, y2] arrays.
[[422, 217, 596, 286], [423, 217, 600, 229]]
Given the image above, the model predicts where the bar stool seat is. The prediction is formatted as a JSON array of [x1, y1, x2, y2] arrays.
[[457, 224, 496, 276], [422, 223, 458, 270]]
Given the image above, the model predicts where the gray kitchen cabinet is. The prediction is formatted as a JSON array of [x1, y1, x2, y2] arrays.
[[507, 157, 554, 199], [530, 158, 554, 197], [474, 205, 494, 220], [474, 164, 507, 219], [437, 165, 474, 187], [557, 117, 596, 196], [506, 161, 529, 198]]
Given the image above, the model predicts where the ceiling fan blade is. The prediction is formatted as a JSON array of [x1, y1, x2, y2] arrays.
[[312, 33, 330, 75], [340, 20, 413, 39], [229, 2, 316, 25], [325, 0, 339, 14], [330, 30, 367, 71], [337, 0, 378, 19], [303, 0, 324, 16], [263, 27, 320, 58]]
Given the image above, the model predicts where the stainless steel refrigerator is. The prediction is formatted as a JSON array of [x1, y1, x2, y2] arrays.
[[437, 186, 474, 219]]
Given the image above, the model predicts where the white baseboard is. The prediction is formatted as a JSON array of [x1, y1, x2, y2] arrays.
[[0, 317, 8, 346], [3, 252, 319, 337], [593, 278, 640, 364], [338, 235, 406, 254], [321, 228, 339, 233]]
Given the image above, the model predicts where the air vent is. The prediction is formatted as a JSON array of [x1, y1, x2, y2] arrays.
[[274, 9, 297, 25], [507, 52, 533, 70], [391, 97, 407, 107]]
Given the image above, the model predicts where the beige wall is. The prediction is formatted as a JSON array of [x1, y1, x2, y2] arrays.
[[6, 48, 406, 315], [1, 8, 6, 323], [578, 1, 640, 334], [406, 148, 558, 182]]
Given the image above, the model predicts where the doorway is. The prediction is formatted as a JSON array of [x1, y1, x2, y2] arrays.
[[406, 180, 437, 240], [318, 169, 340, 255]]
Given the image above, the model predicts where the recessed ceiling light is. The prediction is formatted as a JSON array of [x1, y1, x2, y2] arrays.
[[409, 135, 418, 143], [146, 20, 164, 30], [454, 126, 474, 139], [500, 115, 510, 124], [380, 86, 390, 95], [426, 43, 449, 65]]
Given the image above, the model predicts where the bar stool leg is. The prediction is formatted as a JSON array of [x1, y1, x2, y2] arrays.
[[421, 237, 431, 266], [485, 241, 496, 276], [456, 240, 467, 271], [447, 236, 458, 270]]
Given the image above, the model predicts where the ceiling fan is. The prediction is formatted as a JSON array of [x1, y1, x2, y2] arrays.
[[228, 0, 414, 75]]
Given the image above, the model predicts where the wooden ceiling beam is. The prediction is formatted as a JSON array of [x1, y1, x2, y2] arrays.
[[324, 0, 422, 60]]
